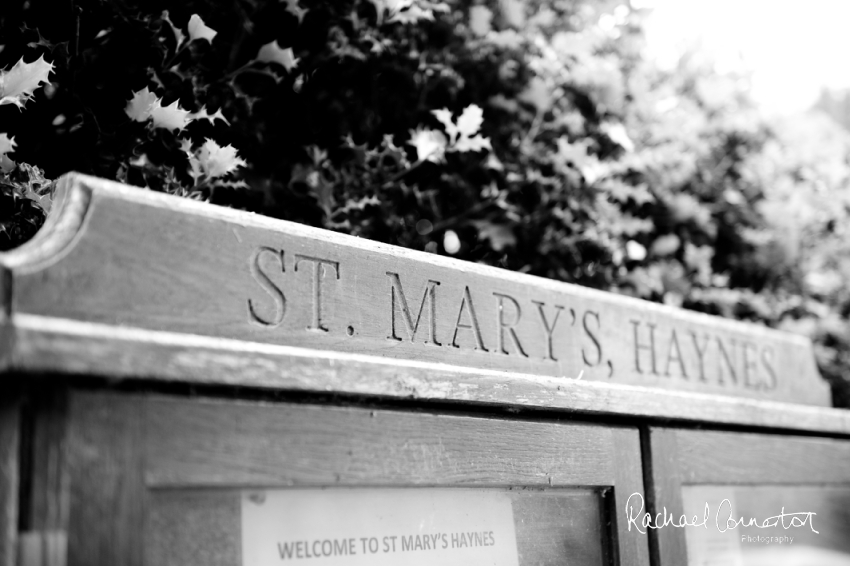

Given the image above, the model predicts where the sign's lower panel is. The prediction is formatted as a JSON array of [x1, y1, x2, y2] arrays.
[[62, 391, 648, 566]]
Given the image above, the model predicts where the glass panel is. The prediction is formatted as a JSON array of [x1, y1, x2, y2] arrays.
[[145, 487, 610, 566], [682, 485, 850, 566]]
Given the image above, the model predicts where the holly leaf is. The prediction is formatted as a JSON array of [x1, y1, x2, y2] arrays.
[[408, 128, 447, 163], [150, 99, 192, 131], [430, 105, 490, 154], [0, 134, 15, 158], [189, 105, 230, 125], [455, 104, 484, 139], [0, 55, 54, 109], [431, 108, 457, 142], [187, 14, 217, 43], [21, 24, 54, 50], [255, 41, 299, 72], [178, 138, 194, 155], [453, 134, 491, 153], [192, 138, 246, 180], [0, 134, 15, 174], [161, 11, 186, 47], [282, 0, 309, 23], [0, 155, 16, 174], [125, 87, 158, 122]]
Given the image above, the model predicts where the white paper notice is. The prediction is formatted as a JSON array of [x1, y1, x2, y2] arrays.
[[241, 488, 520, 566], [682, 486, 743, 566]]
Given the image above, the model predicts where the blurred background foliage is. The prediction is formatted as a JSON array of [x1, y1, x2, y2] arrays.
[[2, 0, 850, 406]]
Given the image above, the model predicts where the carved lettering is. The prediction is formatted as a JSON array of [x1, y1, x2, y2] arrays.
[[533, 301, 564, 361], [761, 346, 777, 390], [294, 255, 340, 333], [631, 320, 658, 375], [452, 287, 487, 351], [582, 310, 603, 367], [493, 293, 527, 357], [663, 329, 687, 379], [743, 341, 759, 389], [386, 273, 441, 345], [248, 246, 286, 327], [690, 331, 710, 382], [716, 337, 738, 385]]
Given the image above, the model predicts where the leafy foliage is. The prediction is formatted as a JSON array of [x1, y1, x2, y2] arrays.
[[2, 0, 850, 405], [0, 55, 54, 108], [0, 163, 53, 251]]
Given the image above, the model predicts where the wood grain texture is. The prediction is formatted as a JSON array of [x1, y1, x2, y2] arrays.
[[62, 392, 650, 566], [0, 397, 19, 566], [0, 173, 830, 406], [0, 267, 12, 373], [649, 427, 850, 566], [644, 428, 688, 566], [25, 392, 68, 536], [65, 393, 145, 566], [144, 396, 616, 488], [17, 391, 70, 566], [611, 428, 651, 566], [672, 428, 850, 484], [11, 315, 850, 435]]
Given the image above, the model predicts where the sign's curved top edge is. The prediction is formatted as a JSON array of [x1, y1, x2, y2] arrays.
[[18, 172, 809, 347]]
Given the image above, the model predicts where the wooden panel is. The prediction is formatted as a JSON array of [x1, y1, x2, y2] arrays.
[[673, 429, 850, 484], [612, 428, 652, 566], [17, 390, 70, 566], [64, 392, 648, 566], [65, 394, 145, 566], [644, 428, 689, 566], [1, 173, 829, 406], [0, 396, 19, 566], [144, 396, 616, 487], [11, 315, 850, 435], [646, 427, 850, 566], [146, 488, 610, 566], [25, 392, 68, 535]]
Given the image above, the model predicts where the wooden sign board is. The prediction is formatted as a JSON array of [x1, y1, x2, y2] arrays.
[[0, 174, 831, 406]]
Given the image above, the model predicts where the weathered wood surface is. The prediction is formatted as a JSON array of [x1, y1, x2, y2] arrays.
[[144, 394, 619, 487], [17, 391, 70, 566], [69, 392, 649, 566], [0, 397, 19, 566], [672, 428, 850, 484], [0, 173, 832, 406], [9, 314, 850, 434], [66, 393, 145, 566], [647, 427, 850, 566]]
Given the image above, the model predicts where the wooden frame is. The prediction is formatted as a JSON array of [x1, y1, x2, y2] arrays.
[[0, 396, 20, 566], [60, 391, 649, 566], [646, 427, 850, 565], [0, 173, 831, 407]]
